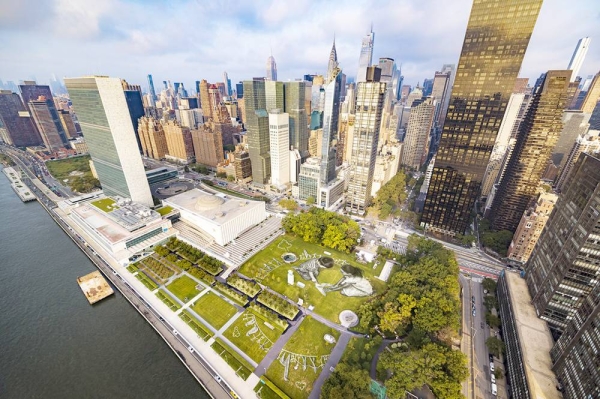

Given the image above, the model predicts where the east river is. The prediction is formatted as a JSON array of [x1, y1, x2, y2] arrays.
[[0, 166, 209, 398]]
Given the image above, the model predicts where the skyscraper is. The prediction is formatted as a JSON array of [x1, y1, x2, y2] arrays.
[[191, 121, 224, 168], [147, 74, 157, 102], [420, 0, 543, 236], [526, 152, 600, 336], [0, 90, 42, 147], [199, 80, 211, 120], [284, 81, 308, 157], [28, 96, 69, 151], [401, 97, 435, 170], [122, 80, 145, 153], [244, 79, 270, 185], [265, 80, 284, 112], [554, 129, 600, 191], [269, 110, 290, 189], [327, 38, 338, 83], [356, 28, 374, 83], [162, 119, 194, 163], [138, 116, 168, 160], [320, 67, 342, 184], [490, 71, 571, 232], [566, 37, 591, 82], [266, 55, 277, 81], [223, 71, 232, 97], [550, 281, 600, 399], [580, 71, 600, 114], [64, 76, 153, 206], [346, 67, 386, 215]]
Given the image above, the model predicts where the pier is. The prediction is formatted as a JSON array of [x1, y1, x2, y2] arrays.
[[2, 167, 36, 202], [77, 271, 114, 304]]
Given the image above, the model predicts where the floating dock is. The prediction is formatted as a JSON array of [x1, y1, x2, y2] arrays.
[[3, 167, 36, 202], [77, 270, 114, 304]]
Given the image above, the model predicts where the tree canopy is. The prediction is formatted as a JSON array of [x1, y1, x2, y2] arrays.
[[282, 208, 360, 253], [369, 171, 408, 219], [278, 198, 298, 211]]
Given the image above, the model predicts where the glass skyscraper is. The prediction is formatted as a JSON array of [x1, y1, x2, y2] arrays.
[[243, 79, 270, 185], [356, 29, 374, 83], [320, 68, 342, 185], [420, 0, 543, 235], [65, 76, 153, 206]]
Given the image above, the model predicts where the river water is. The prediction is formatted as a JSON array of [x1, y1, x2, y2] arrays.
[[0, 166, 208, 399]]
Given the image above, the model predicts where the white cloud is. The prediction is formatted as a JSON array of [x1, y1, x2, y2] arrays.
[[0, 0, 598, 92]]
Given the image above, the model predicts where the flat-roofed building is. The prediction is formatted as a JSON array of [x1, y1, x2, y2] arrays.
[[163, 189, 267, 246], [497, 272, 562, 399], [66, 196, 175, 263]]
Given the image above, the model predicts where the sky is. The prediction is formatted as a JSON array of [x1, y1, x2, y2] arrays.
[[1, 0, 599, 93]]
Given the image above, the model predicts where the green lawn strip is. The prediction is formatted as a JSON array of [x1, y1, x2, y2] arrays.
[[248, 303, 289, 331], [46, 155, 91, 181], [179, 310, 212, 341], [166, 275, 201, 303], [135, 271, 158, 290], [265, 316, 340, 399], [127, 263, 139, 273], [90, 197, 118, 213], [222, 309, 284, 363], [214, 282, 249, 306], [228, 275, 261, 297], [239, 234, 385, 323], [254, 376, 292, 399], [156, 206, 173, 216], [156, 289, 181, 311], [256, 291, 299, 320], [210, 338, 253, 380], [192, 292, 237, 330]]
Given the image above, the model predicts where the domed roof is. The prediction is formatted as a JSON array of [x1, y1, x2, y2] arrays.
[[195, 194, 225, 211]]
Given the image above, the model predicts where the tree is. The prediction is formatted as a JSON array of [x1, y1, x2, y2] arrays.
[[279, 198, 298, 211], [482, 278, 497, 294], [216, 171, 227, 178], [321, 363, 374, 399], [480, 229, 513, 256], [483, 295, 498, 311], [306, 196, 316, 205], [184, 165, 190, 172], [194, 164, 209, 174], [494, 369, 504, 380], [226, 175, 235, 182], [486, 336, 505, 357], [485, 313, 501, 329]]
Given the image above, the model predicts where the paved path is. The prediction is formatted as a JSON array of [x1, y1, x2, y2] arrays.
[[369, 338, 401, 379], [255, 314, 305, 377], [308, 332, 352, 399]]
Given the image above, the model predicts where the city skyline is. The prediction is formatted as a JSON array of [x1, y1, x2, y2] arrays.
[[1, 0, 599, 92]]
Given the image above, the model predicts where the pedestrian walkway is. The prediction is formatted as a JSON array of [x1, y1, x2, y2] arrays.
[[255, 314, 306, 377], [309, 332, 351, 399], [175, 288, 210, 316]]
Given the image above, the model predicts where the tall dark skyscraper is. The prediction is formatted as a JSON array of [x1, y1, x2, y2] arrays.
[[490, 70, 571, 232], [526, 152, 600, 336], [0, 90, 42, 147], [243, 79, 270, 185], [18, 81, 53, 112], [421, 0, 543, 235], [122, 81, 145, 153], [147, 74, 157, 102], [284, 81, 308, 158]]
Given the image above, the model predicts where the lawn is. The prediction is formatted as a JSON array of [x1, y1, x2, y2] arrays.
[[90, 198, 118, 213], [167, 275, 201, 303], [156, 206, 173, 216], [135, 271, 158, 291], [180, 310, 212, 341], [255, 376, 292, 399], [210, 338, 253, 380], [46, 155, 91, 181], [192, 292, 238, 330], [239, 235, 386, 323], [156, 289, 181, 311], [222, 309, 285, 363], [265, 316, 340, 399]]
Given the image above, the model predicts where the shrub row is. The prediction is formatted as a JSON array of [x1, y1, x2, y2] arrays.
[[228, 275, 261, 297], [256, 291, 299, 320], [248, 303, 288, 331], [214, 282, 249, 306]]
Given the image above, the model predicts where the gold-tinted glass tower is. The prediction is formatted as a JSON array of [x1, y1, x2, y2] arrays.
[[490, 71, 571, 232], [421, 0, 543, 235]]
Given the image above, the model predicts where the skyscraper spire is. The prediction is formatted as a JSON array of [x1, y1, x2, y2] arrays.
[[356, 28, 375, 83], [327, 35, 338, 82]]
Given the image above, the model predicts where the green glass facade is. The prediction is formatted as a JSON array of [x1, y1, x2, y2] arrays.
[[244, 79, 270, 185]]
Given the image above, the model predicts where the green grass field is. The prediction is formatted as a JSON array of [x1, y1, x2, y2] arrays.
[[210, 338, 253, 380], [156, 289, 181, 311], [239, 235, 385, 323], [90, 198, 118, 213], [265, 316, 340, 399], [254, 376, 292, 399], [192, 292, 238, 330], [46, 155, 91, 181], [156, 206, 173, 216], [180, 310, 212, 341], [135, 271, 158, 290], [167, 275, 201, 303], [222, 309, 284, 363]]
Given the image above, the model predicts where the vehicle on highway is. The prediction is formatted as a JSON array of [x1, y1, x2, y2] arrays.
[[472, 309, 476, 317], [490, 362, 495, 372], [491, 383, 497, 396]]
